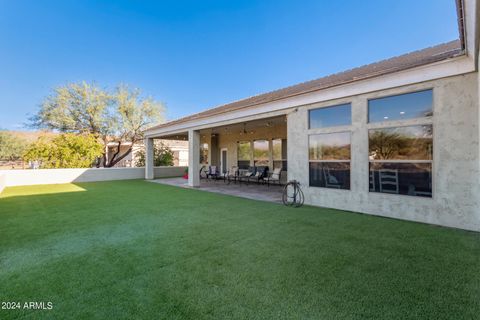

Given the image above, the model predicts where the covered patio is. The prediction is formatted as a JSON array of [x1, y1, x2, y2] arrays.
[[150, 177, 283, 203], [145, 113, 289, 193]]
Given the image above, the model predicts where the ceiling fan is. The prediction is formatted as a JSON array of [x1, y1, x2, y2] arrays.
[[239, 122, 254, 135]]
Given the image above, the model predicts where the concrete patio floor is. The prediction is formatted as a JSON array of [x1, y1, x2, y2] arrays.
[[150, 177, 283, 203]]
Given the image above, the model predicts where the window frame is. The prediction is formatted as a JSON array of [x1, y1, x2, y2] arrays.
[[272, 138, 287, 170], [308, 131, 352, 190], [237, 140, 252, 169], [253, 139, 270, 167], [367, 89, 434, 124], [308, 103, 352, 129], [367, 88, 435, 198]]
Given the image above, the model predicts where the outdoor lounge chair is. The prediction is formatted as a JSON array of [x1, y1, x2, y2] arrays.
[[225, 166, 239, 184], [238, 166, 256, 185], [248, 166, 269, 184], [265, 167, 282, 186], [206, 165, 220, 181]]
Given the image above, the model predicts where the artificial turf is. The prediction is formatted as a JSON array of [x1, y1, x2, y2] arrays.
[[0, 180, 478, 319]]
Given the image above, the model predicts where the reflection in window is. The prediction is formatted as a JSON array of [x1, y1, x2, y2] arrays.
[[310, 162, 350, 189], [369, 163, 432, 197], [368, 90, 433, 123], [200, 143, 208, 164], [254, 140, 269, 167], [309, 132, 350, 190], [309, 132, 351, 160], [368, 125, 433, 160], [369, 125, 433, 197], [309, 103, 351, 129], [237, 141, 251, 169]]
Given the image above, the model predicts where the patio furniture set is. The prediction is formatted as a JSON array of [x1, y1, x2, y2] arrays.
[[200, 165, 283, 186]]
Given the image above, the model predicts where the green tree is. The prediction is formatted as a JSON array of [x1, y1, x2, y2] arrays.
[[0, 131, 28, 161], [23, 133, 103, 168], [135, 142, 174, 167], [31, 82, 164, 167]]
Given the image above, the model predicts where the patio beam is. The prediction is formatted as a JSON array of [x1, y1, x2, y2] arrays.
[[188, 129, 200, 187]]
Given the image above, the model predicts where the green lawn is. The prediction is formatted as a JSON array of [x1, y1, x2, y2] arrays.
[[0, 180, 479, 319]]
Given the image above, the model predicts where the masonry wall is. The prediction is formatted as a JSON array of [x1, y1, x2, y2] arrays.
[[0, 166, 187, 188], [287, 73, 480, 231]]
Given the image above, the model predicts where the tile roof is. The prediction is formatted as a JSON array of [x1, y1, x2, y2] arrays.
[[148, 40, 463, 131]]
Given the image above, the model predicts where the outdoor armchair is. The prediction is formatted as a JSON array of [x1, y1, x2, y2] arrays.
[[225, 166, 239, 184], [206, 165, 220, 181], [265, 168, 282, 186], [238, 166, 256, 185], [248, 166, 269, 184], [200, 165, 208, 180]]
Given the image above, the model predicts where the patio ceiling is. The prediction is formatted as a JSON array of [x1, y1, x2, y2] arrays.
[[154, 115, 286, 141], [199, 115, 286, 137]]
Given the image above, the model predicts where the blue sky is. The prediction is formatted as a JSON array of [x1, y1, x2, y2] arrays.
[[0, 0, 458, 130]]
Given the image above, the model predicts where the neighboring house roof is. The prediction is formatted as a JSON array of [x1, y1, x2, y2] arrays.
[[148, 40, 463, 132], [107, 140, 188, 148]]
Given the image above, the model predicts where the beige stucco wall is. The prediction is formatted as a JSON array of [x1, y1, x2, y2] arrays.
[[287, 72, 480, 231]]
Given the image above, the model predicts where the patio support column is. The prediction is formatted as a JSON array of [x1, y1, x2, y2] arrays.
[[145, 137, 154, 179], [268, 140, 273, 169], [188, 129, 200, 187]]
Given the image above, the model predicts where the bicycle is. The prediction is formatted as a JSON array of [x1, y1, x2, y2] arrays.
[[282, 180, 304, 207]]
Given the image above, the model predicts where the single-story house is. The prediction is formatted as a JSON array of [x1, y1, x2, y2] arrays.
[[106, 140, 188, 167], [144, 0, 480, 232]]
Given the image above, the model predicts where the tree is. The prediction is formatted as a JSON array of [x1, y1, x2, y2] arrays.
[[23, 133, 103, 168], [368, 131, 409, 160], [134, 142, 174, 167], [31, 82, 164, 167], [0, 131, 28, 162]]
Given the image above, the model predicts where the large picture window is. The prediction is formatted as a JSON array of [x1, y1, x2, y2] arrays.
[[253, 140, 269, 167], [368, 125, 433, 197], [237, 141, 251, 169], [368, 89, 433, 123], [272, 138, 287, 170], [309, 132, 351, 189], [309, 103, 351, 129]]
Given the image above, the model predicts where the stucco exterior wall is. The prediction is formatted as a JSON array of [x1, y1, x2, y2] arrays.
[[287, 73, 480, 231]]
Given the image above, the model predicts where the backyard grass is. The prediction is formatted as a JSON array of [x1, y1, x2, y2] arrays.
[[0, 180, 479, 319]]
